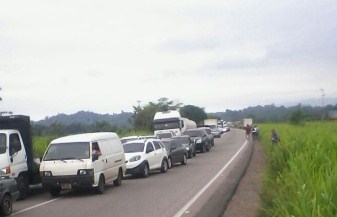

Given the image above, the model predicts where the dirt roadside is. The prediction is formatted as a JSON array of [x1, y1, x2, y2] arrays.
[[222, 140, 265, 217]]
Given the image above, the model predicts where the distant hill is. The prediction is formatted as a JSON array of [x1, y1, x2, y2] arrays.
[[34, 110, 133, 129]]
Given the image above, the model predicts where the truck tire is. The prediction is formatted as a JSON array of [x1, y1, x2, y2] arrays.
[[17, 175, 29, 200], [113, 169, 123, 186]]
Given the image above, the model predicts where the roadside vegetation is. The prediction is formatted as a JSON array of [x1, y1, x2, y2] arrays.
[[259, 121, 337, 217]]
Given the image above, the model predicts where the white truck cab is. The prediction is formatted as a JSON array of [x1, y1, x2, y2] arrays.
[[0, 115, 41, 200], [40, 132, 126, 197]]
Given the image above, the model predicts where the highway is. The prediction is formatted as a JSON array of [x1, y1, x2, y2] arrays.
[[12, 129, 253, 217]]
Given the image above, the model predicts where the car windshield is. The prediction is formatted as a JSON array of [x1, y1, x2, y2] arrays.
[[123, 142, 145, 153], [44, 142, 90, 161], [0, 133, 6, 154], [184, 130, 202, 137]]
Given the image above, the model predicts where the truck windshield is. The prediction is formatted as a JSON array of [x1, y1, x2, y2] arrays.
[[154, 121, 180, 131], [0, 133, 6, 154], [43, 142, 90, 161]]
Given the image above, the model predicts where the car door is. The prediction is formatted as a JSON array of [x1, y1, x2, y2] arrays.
[[153, 140, 164, 167], [145, 142, 157, 169]]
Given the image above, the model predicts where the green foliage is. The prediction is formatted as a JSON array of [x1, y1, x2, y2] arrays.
[[33, 136, 55, 158], [289, 108, 306, 125], [259, 121, 337, 217], [180, 105, 207, 125]]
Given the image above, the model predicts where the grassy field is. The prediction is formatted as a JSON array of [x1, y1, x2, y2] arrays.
[[259, 121, 337, 217]]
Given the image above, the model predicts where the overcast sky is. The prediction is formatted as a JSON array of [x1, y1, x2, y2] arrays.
[[1, 0, 337, 121]]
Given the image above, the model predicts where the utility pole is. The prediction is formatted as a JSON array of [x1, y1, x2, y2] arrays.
[[320, 88, 325, 120]]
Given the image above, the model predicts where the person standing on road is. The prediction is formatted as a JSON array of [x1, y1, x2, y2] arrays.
[[244, 124, 251, 140], [270, 129, 280, 145]]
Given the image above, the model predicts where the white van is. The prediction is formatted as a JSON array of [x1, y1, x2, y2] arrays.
[[40, 132, 126, 197]]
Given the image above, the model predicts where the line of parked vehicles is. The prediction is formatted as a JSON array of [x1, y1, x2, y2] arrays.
[[0, 114, 230, 216]]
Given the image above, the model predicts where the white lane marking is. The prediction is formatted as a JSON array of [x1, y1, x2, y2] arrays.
[[173, 139, 249, 217], [12, 198, 60, 216]]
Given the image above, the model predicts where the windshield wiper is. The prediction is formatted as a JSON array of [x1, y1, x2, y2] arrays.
[[46, 158, 67, 163], [61, 157, 84, 162]]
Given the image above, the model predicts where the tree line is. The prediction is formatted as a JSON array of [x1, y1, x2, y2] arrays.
[[31, 98, 337, 137]]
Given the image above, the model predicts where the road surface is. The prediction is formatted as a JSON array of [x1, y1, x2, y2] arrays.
[[12, 128, 252, 217]]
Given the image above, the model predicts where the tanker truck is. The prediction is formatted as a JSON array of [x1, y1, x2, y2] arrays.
[[153, 110, 196, 136]]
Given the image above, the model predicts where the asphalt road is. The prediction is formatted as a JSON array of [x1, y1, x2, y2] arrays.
[[11, 128, 252, 217]]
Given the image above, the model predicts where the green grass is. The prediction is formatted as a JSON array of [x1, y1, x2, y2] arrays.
[[259, 121, 337, 217]]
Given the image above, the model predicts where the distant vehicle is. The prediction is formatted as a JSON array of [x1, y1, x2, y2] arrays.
[[173, 135, 196, 158], [153, 110, 196, 136], [120, 136, 146, 144], [204, 119, 222, 138], [156, 130, 176, 139], [222, 124, 230, 133], [161, 138, 188, 168], [40, 132, 126, 197], [210, 128, 222, 138], [183, 128, 212, 153], [198, 127, 215, 146], [243, 118, 253, 127], [0, 115, 41, 200], [123, 139, 169, 178], [0, 171, 19, 216]]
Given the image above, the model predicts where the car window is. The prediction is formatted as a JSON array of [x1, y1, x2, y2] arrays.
[[153, 141, 161, 150], [146, 142, 154, 153], [9, 133, 22, 155]]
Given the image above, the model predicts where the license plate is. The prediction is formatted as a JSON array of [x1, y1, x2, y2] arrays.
[[61, 184, 72, 190]]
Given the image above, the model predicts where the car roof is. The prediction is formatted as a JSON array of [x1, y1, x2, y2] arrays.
[[51, 132, 119, 143]]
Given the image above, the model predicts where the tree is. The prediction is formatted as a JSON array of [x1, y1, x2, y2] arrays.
[[180, 105, 207, 125], [289, 108, 305, 125]]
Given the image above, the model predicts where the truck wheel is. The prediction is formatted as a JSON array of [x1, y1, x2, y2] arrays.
[[0, 194, 12, 216], [95, 175, 105, 194], [17, 175, 29, 200], [49, 188, 60, 197], [113, 169, 123, 186]]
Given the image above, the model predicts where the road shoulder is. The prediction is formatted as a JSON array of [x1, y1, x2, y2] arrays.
[[222, 140, 265, 217]]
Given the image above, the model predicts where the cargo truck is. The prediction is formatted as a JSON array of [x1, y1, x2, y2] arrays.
[[0, 115, 41, 200]]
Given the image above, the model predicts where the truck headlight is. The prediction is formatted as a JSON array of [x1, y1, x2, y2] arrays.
[[77, 169, 93, 175], [129, 155, 141, 162], [43, 171, 52, 176], [196, 139, 202, 143]]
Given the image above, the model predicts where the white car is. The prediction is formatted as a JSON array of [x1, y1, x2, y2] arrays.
[[123, 139, 169, 178]]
